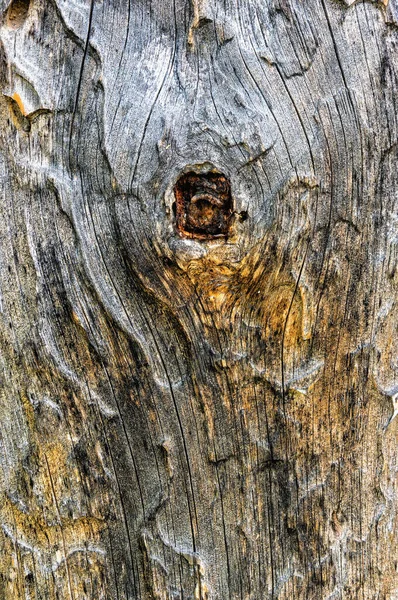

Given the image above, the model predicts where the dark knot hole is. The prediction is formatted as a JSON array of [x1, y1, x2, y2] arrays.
[[173, 172, 233, 239], [6, 0, 30, 29]]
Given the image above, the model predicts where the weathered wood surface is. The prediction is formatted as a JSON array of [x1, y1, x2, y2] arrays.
[[0, 0, 397, 598]]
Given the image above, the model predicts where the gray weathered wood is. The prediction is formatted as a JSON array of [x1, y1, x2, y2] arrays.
[[0, 0, 397, 598]]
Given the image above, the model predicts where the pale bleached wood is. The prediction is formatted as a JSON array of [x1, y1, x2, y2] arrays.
[[0, 0, 397, 598]]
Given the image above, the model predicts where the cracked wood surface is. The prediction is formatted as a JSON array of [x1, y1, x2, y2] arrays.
[[0, 0, 397, 598]]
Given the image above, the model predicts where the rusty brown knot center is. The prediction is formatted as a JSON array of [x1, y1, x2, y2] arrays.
[[173, 172, 233, 239]]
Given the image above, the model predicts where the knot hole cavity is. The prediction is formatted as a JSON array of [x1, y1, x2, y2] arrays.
[[173, 172, 233, 239], [6, 0, 30, 29]]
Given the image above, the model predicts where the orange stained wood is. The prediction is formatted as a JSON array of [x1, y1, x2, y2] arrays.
[[12, 92, 26, 115]]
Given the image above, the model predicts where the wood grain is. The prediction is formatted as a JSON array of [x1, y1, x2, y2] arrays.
[[0, 0, 397, 598]]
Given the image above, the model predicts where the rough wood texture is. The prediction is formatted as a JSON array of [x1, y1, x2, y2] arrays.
[[0, 0, 397, 598]]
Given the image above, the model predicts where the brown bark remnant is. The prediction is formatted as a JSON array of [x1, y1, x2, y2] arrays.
[[0, 0, 397, 599]]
